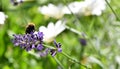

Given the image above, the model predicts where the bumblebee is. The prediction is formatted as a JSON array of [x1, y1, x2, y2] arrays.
[[25, 23, 35, 34]]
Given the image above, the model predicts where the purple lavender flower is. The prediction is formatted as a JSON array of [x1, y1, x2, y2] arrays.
[[39, 48, 49, 57], [53, 40, 62, 52], [12, 30, 62, 57], [50, 49, 57, 56], [50, 40, 62, 56], [37, 32, 44, 42], [37, 44, 43, 51], [12, 31, 44, 51], [79, 38, 87, 46]]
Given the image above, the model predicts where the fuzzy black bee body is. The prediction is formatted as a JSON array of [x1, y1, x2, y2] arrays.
[[25, 23, 35, 34]]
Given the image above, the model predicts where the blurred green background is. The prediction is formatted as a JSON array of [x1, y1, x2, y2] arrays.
[[1, 0, 120, 69]]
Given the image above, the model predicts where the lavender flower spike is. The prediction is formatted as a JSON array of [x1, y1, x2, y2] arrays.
[[54, 40, 62, 52], [12, 31, 44, 51], [50, 40, 62, 56]]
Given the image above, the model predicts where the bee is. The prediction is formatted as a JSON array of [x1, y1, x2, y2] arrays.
[[25, 23, 35, 34]]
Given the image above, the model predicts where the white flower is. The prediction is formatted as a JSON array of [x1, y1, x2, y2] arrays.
[[63, 0, 107, 16], [116, 56, 120, 65], [83, 0, 106, 16], [38, 4, 64, 19], [0, 12, 8, 24], [62, 1, 85, 14], [16, 0, 23, 2], [39, 20, 66, 43]]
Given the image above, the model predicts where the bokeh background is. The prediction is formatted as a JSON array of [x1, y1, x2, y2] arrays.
[[1, 0, 120, 69]]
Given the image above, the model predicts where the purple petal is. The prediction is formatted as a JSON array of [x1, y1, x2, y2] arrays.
[[53, 40, 61, 48], [14, 43, 19, 46], [39, 48, 49, 57], [32, 44, 35, 48], [57, 48, 62, 52], [26, 47, 32, 51], [53, 40, 58, 47], [50, 49, 57, 56], [37, 44, 43, 51]]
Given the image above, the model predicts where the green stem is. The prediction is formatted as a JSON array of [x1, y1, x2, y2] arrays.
[[54, 56, 65, 69], [43, 44, 56, 49], [65, 26, 87, 38], [61, 52, 91, 69], [80, 46, 85, 61], [65, 25, 82, 35], [105, 0, 120, 21], [115, 63, 119, 69]]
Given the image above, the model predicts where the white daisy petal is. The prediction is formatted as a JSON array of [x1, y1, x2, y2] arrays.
[[55, 20, 66, 36], [38, 3, 64, 19], [55, 20, 62, 29], [83, 0, 106, 16], [0, 12, 7, 24], [63, 0, 108, 16], [39, 20, 66, 43], [47, 22, 55, 38], [39, 26, 47, 33]]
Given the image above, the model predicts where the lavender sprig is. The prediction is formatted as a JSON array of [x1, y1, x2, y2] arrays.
[[50, 40, 62, 56], [12, 32, 90, 68], [12, 31, 44, 51], [12, 31, 62, 57]]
